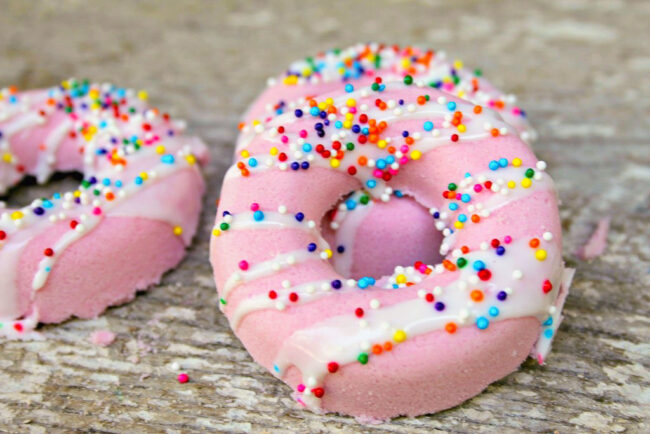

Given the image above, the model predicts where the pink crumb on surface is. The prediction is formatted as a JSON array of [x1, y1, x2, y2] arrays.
[[578, 217, 610, 260], [89, 330, 117, 347]]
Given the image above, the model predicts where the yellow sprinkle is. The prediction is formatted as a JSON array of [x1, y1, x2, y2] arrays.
[[269, 147, 278, 156], [2, 152, 13, 163], [393, 330, 407, 343], [137, 90, 148, 101], [345, 113, 354, 121], [324, 249, 333, 259], [343, 121, 353, 129], [453, 59, 464, 69], [252, 120, 261, 126], [507, 180, 516, 189], [140, 172, 149, 181], [10, 211, 23, 220], [155, 145, 166, 155], [512, 158, 522, 167], [377, 140, 387, 149], [302, 68, 312, 77], [457, 124, 466, 133], [330, 158, 340, 168], [185, 154, 196, 165], [283, 75, 298, 86], [325, 97, 334, 106], [521, 178, 532, 188], [535, 249, 547, 261], [173, 226, 183, 236], [73, 190, 81, 198], [410, 150, 422, 160], [396, 274, 407, 284], [346, 98, 356, 107], [318, 101, 326, 110], [457, 90, 466, 98], [401, 58, 411, 69], [454, 221, 464, 229], [212, 228, 221, 237], [240, 150, 250, 158]]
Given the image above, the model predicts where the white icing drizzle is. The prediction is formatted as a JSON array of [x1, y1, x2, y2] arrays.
[[34, 118, 72, 183], [272, 237, 564, 410]]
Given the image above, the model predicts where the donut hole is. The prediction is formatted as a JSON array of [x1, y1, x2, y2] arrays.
[[322, 192, 444, 281], [1, 171, 82, 207]]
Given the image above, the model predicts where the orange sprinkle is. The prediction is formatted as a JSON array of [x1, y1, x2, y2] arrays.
[[105, 192, 115, 201], [470, 290, 484, 302], [405, 136, 414, 145], [372, 344, 383, 355], [357, 156, 368, 166], [471, 214, 480, 223], [474, 105, 483, 114], [383, 342, 393, 351], [445, 322, 457, 334], [529, 238, 540, 248], [461, 245, 470, 254], [417, 95, 426, 105], [238, 122, 245, 130], [491, 128, 500, 137]]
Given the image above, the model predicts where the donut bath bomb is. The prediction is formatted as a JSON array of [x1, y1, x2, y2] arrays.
[[0, 80, 207, 338], [211, 44, 573, 419]]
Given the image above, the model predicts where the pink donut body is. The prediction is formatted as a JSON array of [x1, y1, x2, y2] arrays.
[[212, 44, 571, 419]]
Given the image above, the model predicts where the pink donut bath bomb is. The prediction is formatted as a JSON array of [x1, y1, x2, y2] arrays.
[[0, 80, 207, 338], [211, 44, 573, 419]]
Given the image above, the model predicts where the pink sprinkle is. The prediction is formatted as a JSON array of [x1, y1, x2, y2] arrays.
[[474, 184, 482, 192], [456, 193, 462, 200], [296, 384, 306, 392], [177, 373, 189, 383], [250, 202, 259, 211], [281, 135, 289, 143], [93, 207, 102, 215], [90, 330, 116, 347], [400, 145, 409, 153], [299, 130, 307, 138], [388, 168, 398, 175], [504, 236, 512, 244], [349, 107, 357, 114], [399, 156, 408, 165], [238, 260, 249, 271], [373, 169, 383, 177]]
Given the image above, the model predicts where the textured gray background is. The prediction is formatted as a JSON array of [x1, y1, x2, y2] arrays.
[[1, 0, 649, 432]]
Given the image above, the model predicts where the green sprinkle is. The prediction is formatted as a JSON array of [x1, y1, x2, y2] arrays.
[[357, 353, 369, 364], [457, 257, 468, 268], [220, 298, 227, 305], [346, 142, 355, 151], [448, 183, 457, 191], [360, 195, 370, 205], [220, 222, 230, 231], [404, 75, 413, 85], [525, 168, 535, 178]]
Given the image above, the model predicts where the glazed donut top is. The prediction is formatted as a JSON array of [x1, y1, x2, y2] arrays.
[[0, 79, 206, 337], [214, 44, 571, 412], [240, 43, 536, 144]]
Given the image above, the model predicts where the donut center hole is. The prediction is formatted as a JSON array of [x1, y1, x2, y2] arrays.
[[1, 172, 83, 208], [321, 192, 444, 281]]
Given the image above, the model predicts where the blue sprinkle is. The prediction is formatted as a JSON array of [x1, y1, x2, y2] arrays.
[[423, 121, 434, 131], [544, 329, 554, 339], [310, 107, 320, 116], [248, 158, 258, 168], [45, 266, 51, 273], [115, 180, 123, 188], [335, 120, 343, 129], [473, 260, 486, 271], [337, 245, 345, 253], [489, 160, 499, 171], [161, 154, 175, 164], [458, 214, 467, 223], [294, 109, 303, 118], [273, 364, 280, 373], [488, 306, 500, 317], [449, 203, 459, 211], [498, 158, 508, 167], [345, 84, 354, 93], [295, 212, 304, 222], [307, 242, 317, 252], [543, 316, 554, 326], [291, 162, 300, 171], [253, 210, 264, 221], [301, 161, 310, 170], [102, 178, 111, 186], [447, 101, 457, 111], [345, 199, 357, 210], [135, 176, 143, 185], [434, 302, 446, 311], [497, 291, 508, 301], [302, 143, 312, 152], [376, 159, 386, 169], [496, 246, 506, 255], [476, 317, 489, 329], [385, 155, 395, 164], [432, 211, 440, 219], [394, 190, 403, 198], [53, 193, 61, 199], [461, 193, 471, 203], [331, 279, 342, 289], [42, 200, 53, 209], [366, 179, 376, 189]]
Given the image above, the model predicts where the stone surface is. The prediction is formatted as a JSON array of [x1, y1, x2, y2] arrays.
[[1, 0, 649, 432]]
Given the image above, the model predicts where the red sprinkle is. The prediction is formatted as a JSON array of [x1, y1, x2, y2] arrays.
[[355, 307, 364, 318], [177, 373, 189, 383], [327, 362, 339, 373], [542, 280, 553, 294], [268, 290, 277, 299], [311, 387, 325, 398], [44, 248, 54, 257], [289, 292, 298, 302]]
